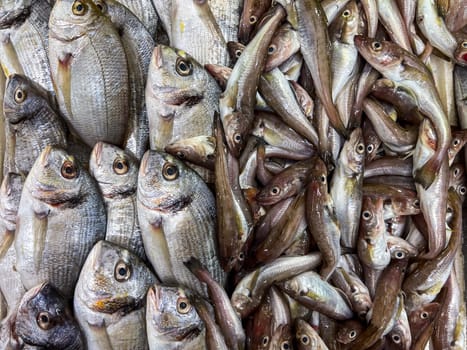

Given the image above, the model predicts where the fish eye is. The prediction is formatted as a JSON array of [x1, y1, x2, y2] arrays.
[[453, 167, 460, 177], [453, 138, 461, 147], [395, 251, 405, 259], [238, 252, 245, 261], [162, 163, 179, 181], [281, 341, 290, 350], [300, 335, 309, 344], [175, 58, 193, 76], [356, 143, 365, 154], [37, 311, 53, 330], [366, 144, 374, 153], [413, 199, 420, 208], [459, 186, 466, 195], [362, 210, 372, 220], [114, 260, 131, 282], [175, 151, 186, 159], [420, 311, 429, 319], [261, 336, 269, 346], [349, 330, 357, 338], [462, 41, 467, 48], [320, 175, 326, 183], [371, 41, 382, 51], [112, 157, 129, 175], [267, 45, 276, 55], [392, 334, 401, 343], [249, 15, 257, 24], [177, 297, 191, 314], [61, 160, 78, 179], [235, 49, 242, 58], [14, 88, 26, 103], [342, 9, 351, 17], [234, 133, 242, 144], [270, 186, 281, 195], [72, 0, 88, 15]]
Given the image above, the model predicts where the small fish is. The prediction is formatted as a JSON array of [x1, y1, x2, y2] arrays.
[[74, 240, 156, 350], [15, 282, 84, 349], [165, 136, 216, 171], [295, 318, 329, 350], [146, 283, 206, 350]]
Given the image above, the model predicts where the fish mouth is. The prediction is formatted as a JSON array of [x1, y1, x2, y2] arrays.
[[150, 85, 204, 107], [138, 189, 193, 214]]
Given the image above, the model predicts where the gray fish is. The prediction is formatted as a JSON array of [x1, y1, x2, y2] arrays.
[[146, 283, 206, 350], [15, 282, 84, 349], [89, 142, 146, 260], [14, 146, 106, 298], [137, 150, 225, 296], [3, 73, 68, 175], [74, 240, 156, 350], [48, 0, 129, 148]]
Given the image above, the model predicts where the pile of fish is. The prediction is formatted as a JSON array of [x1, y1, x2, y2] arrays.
[[0, 0, 466, 348]]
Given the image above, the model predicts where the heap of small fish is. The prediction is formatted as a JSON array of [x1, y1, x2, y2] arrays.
[[0, 0, 466, 348]]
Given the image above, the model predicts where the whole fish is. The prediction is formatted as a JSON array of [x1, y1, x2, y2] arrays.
[[137, 150, 225, 296], [146, 283, 206, 350], [3, 73, 68, 175], [15, 282, 84, 349], [14, 146, 106, 298], [48, 0, 129, 148], [146, 45, 221, 181], [89, 142, 146, 260], [0, 0, 53, 93], [93, 0, 154, 159], [74, 240, 156, 350]]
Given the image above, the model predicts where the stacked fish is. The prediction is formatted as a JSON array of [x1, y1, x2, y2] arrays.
[[0, 0, 466, 348]]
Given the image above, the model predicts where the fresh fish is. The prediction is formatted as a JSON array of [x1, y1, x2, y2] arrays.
[[238, 0, 271, 43], [137, 150, 225, 296], [74, 240, 156, 350], [15, 282, 84, 349], [295, 318, 329, 350], [146, 283, 206, 350], [385, 296, 411, 350], [330, 127, 365, 249], [14, 146, 106, 298], [89, 142, 146, 260], [146, 45, 221, 181], [48, 0, 129, 147], [107, 0, 159, 37], [268, 287, 293, 350], [93, 0, 154, 159], [165, 136, 216, 171], [336, 319, 364, 345], [3, 73, 68, 175], [0, 0, 53, 93], [376, 0, 412, 52], [264, 23, 300, 71], [191, 296, 228, 350], [279, 270, 353, 320]]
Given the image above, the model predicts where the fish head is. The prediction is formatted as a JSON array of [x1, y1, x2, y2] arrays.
[[265, 23, 300, 71], [336, 319, 363, 344], [27, 146, 87, 205], [408, 302, 440, 333], [342, 127, 365, 175], [454, 39, 467, 67], [222, 111, 251, 158], [360, 196, 384, 233], [15, 282, 81, 348], [330, 1, 360, 44], [138, 150, 200, 213], [3, 74, 50, 125], [49, 0, 104, 41], [89, 142, 139, 197], [164, 136, 216, 169], [295, 318, 321, 349], [80, 240, 156, 314], [227, 41, 245, 64], [147, 46, 207, 107], [354, 36, 404, 72], [146, 284, 203, 342], [449, 163, 466, 201]]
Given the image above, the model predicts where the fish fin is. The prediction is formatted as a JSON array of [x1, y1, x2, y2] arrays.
[[0, 230, 14, 260], [32, 210, 49, 271], [56, 53, 73, 119], [413, 158, 440, 189]]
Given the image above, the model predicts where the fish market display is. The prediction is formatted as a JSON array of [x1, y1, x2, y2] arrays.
[[0, 0, 466, 349]]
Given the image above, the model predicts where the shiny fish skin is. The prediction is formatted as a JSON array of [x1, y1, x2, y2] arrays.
[[14, 146, 106, 298], [74, 240, 156, 350], [111, 0, 158, 37], [89, 142, 146, 260], [146, 284, 206, 350], [48, 0, 129, 148], [15, 282, 84, 349], [3, 73, 68, 175], [137, 150, 225, 296]]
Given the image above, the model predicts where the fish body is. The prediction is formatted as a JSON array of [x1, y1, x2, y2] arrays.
[[74, 240, 156, 350], [137, 150, 224, 296], [48, 0, 129, 148], [14, 146, 106, 298]]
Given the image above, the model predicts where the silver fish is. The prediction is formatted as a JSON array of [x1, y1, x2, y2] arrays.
[[14, 146, 106, 298], [74, 240, 156, 350], [137, 150, 225, 296], [89, 142, 146, 260], [48, 0, 129, 148]]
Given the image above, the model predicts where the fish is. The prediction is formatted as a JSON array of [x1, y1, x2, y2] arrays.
[[48, 0, 129, 148], [15, 282, 84, 349], [3, 73, 68, 175], [137, 150, 225, 296], [107, 0, 159, 37], [238, 0, 271, 43], [14, 146, 106, 298], [165, 136, 216, 171], [89, 142, 146, 260], [74, 240, 156, 350], [146, 283, 206, 350], [264, 23, 300, 71], [295, 318, 329, 350]]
